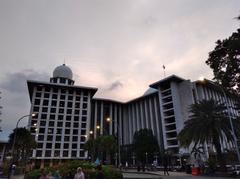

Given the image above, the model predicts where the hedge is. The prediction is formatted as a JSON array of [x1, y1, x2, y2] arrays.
[[25, 160, 123, 179]]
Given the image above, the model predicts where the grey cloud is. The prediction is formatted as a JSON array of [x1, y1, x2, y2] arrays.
[[107, 81, 123, 91], [0, 70, 49, 93]]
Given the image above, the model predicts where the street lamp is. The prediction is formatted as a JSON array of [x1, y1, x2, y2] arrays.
[[106, 117, 121, 167], [199, 78, 240, 163], [8, 113, 36, 179]]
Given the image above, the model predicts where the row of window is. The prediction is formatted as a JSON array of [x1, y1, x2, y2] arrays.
[[35, 121, 86, 128], [36, 135, 87, 142], [35, 86, 89, 96], [35, 128, 86, 135], [37, 142, 85, 149], [36, 150, 85, 157], [32, 115, 87, 122], [34, 101, 88, 110], [34, 109, 88, 116]]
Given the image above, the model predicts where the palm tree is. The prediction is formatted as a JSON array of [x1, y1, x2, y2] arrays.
[[178, 99, 237, 170]]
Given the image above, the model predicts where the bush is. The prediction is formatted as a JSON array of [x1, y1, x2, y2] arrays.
[[25, 161, 122, 179]]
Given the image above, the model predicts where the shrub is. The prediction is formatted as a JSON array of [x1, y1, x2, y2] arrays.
[[25, 161, 122, 179]]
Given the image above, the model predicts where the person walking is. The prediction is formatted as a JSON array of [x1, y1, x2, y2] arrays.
[[74, 167, 84, 179], [163, 154, 169, 176]]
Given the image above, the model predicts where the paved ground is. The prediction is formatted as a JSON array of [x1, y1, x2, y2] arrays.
[[122, 170, 235, 179]]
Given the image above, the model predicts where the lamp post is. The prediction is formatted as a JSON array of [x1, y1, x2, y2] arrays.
[[106, 117, 121, 167], [8, 113, 36, 179], [199, 78, 240, 163]]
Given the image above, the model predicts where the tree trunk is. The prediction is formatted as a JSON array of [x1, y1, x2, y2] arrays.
[[213, 137, 226, 172]]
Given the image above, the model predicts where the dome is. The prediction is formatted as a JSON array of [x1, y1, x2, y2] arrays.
[[143, 88, 158, 96], [53, 64, 73, 79]]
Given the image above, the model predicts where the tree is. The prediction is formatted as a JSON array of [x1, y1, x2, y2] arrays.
[[178, 99, 239, 170], [8, 127, 37, 165], [206, 16, 240, 94], [132, 129, 159, 163], [84, 135, 117, 163]]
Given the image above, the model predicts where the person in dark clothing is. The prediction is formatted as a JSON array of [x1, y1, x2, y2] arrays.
[[96, 165, 105, 179], [163, 155, 169, 176]]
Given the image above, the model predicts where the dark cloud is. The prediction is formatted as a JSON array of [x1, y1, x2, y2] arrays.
[[107, 80, 123, 91], [0, 69, 49, 93]]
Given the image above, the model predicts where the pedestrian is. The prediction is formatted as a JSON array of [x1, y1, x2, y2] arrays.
[[47, 172, 53, 179], [163, 154, 169, 176], [125, 162, 128, 170], [39, 169, 47, 179], [96, 165, 105, 179], [53, 170, 61, 179], [74, 167, 84, 179]]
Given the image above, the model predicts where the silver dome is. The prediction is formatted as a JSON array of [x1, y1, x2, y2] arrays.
[[53, 64, 73, 79]]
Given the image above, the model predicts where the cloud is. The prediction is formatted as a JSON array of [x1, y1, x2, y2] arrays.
[[0, 70, 49, 93], [107, 80, 123, 91]]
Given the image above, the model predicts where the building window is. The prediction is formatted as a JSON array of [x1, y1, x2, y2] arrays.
[[33, 106, 39, 112], [83, 97, 88, 102], [73, 123, 79, 128], [80, 151, 85, 157], [40, 121, 46, 126], [59, 108, 64, 114], [64, 136, 70, 141], [63, 151, 68, 157], [45, 87, 50, 92], [47, 135, 53, 141], [66, 116, 71, 121], [59, 101, 65, 107], [34, 99, 40, 105], [65, 129, 70, 134], [71, 151, 77, 157], [76, 96, 80, 101], [55, 143, 61, 149], [73, 129, 78, 135], [50, 108, 56, 113], [56, 136, 61, 141], [35, 92, 41, 98], [81, 123, 86, 128], [45, 150, 51, 157], [68, 96, 73, 100], [49, 121, 54, 127], [67, 109, 72, 114], [36, 150, 42, 157], [52, 94, 58, 99], [38, 135, 44, 141], [81, 130, 86, 135], [37, 143, 43, 148], [54, 150, 60, 157], [57, 122, 63, 127], [69, 90, 73, 94], [72, 143, 77, 148], [57, 128, 62, 134], [41, 114, 47, 119], [50, 114, 55, 119], [63, 143, 69, 149], [39, 128, 45, 134], [42, 107, 48, 113], [72, 136, 78, 141], [48, 128, 54, 134], [43, 100, 49, 106], [75, 110, 79, 115], [66, 122, 71, 128], [51, 101, 57, 106], [58, 115, 63, 120], [82, 116, 86, 122], [74, 116, 79, 121], [46, 143, 52, 149], [44, 93, 50, 98], [82, 110, 87, 115], [83, 103, 87, 109], [67, 102, 72, 108], [75, 103, 80, 108], [60, 95, 65, 100], [61, 89, 66, 93], [53, 88, 58, 93]]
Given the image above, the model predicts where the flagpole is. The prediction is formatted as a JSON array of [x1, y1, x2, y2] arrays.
[[163, 65, 166, 77]]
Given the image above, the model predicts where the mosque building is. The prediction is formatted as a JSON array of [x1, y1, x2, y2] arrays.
[[27, 64, 240, 167]]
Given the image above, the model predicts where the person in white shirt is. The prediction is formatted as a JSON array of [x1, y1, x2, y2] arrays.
[[74, 167, 85, 179]]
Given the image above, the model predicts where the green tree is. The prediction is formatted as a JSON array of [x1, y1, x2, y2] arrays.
[[178, 99, 238, 170], [84, 135, 117, 162], [206, 16, 240, 94], [9, 127, 37, 165], [132, 129, 159, 163]]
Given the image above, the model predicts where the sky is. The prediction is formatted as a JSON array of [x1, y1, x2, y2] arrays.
[[0, 0, 239, 140]]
